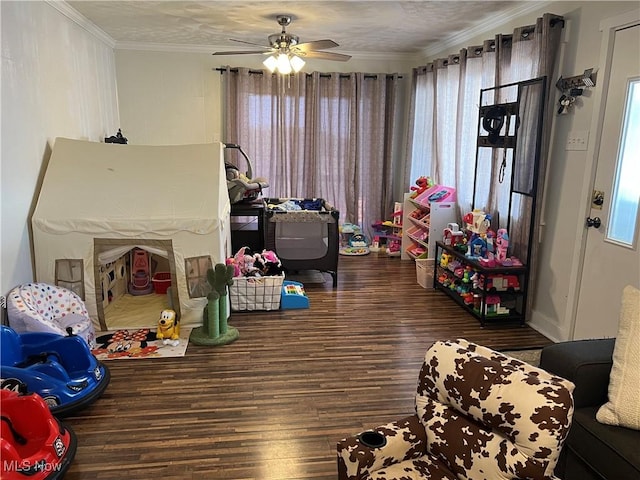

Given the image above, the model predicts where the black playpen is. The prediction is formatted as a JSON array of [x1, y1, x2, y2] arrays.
[[264, 198, 339, 287]]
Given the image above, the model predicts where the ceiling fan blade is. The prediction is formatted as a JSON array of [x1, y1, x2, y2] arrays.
[[212, 50, 270, 56], [292, 39, 339, 52], [300, 51, 352, 62], [229, 38, 273, 49]]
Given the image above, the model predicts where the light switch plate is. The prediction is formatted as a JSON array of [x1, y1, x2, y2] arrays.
[[566, 130, 589, 151]]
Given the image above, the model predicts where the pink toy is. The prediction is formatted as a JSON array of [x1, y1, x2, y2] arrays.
[[228, 248, 283, 277], [226, 257, 241, 277], [495, 228, 509, 263], [232, 246, 257, 277], [261, 250, 280, 265], [479, 253, 497, 268]]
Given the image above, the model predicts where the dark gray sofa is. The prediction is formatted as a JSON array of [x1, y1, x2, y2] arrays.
[[540, 338, 640, 480]]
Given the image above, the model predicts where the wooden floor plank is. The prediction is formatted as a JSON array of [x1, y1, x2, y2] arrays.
[[63, 254, 550, 479]]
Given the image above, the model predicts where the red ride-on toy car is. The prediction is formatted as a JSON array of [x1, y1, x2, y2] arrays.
[[1, 388, 77, 479]]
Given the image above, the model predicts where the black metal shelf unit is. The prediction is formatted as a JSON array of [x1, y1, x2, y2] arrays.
[[435, 76, 546, 326], [434, 242, 528, 327]]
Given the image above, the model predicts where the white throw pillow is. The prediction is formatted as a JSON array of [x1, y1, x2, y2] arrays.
[[596, 285, 640, 430]]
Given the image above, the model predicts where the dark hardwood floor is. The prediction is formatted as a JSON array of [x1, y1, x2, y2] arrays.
[[64, 254, 550, 479]]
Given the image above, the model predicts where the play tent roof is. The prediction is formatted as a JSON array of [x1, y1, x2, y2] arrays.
[[33, 138, 229, 236]]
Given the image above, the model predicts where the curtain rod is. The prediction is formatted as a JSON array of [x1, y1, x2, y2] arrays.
[[215, 68, 402, 79], [415, 13, 564, 74]]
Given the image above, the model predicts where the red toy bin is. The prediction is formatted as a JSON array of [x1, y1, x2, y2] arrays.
[[152, 272, 172, 294]]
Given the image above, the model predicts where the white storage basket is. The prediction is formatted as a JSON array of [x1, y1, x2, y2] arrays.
[[416, 258, 435, 289], [229, 275, 285, 311]]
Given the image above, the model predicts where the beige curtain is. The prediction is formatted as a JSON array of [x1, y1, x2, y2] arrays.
[[406, 13, 564, 319], [223, 68, 401, 238]]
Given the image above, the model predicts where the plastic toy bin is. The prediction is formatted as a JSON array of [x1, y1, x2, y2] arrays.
[[152, 272, 172, 294], [229, 274, 285, 311]]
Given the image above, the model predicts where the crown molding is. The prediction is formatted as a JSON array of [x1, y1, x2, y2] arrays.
[[418, 1, 553, 60], [47, 1, 116, 48]]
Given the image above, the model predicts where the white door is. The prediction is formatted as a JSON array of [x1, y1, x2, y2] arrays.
[[573, 18, 640, 339]]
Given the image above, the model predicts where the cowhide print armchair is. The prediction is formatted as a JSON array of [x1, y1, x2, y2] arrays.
[[337, 339, 575, 480]]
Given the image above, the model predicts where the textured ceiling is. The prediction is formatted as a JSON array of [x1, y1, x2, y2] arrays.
[[66, 1, 529, 55]]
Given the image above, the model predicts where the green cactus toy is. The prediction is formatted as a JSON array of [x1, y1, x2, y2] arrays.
[[214, 263, 234, 334], [205, 289, 220, 337], [189, 263, 239, 346]]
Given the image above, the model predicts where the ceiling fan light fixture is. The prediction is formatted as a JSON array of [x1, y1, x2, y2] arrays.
[[218, 14, 347, 70], [263, 53, 304, 75], [276, 53, 293, 74], [263, 55, 278, 72], [290, 55, 305, 72]]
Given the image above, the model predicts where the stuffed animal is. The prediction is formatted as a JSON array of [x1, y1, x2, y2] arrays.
[[410, 176, 432, 198], [227, 248, 283, 277], [226, 256, 241, 278], [156, 309, 180, 346], [255, 250, 284, 276], [233, 246, 259, 276]]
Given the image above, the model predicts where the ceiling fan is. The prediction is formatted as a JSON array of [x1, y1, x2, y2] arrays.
[[213, 15, 351, 73]]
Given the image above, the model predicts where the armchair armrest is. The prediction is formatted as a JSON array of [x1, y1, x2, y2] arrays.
[[337, 414, 426, 480], [540, 338, 615, 408]]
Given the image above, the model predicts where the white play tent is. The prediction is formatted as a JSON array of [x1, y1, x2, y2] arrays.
[[31, 138, 230, 331]]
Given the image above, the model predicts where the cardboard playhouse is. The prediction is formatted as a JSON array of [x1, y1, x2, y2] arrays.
[[31, 138, 231, 332]]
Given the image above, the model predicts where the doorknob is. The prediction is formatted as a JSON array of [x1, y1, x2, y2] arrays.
[[586, 217, 601, 228]]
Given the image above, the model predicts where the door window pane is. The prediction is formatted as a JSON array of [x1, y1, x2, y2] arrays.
[[607, 78, 640, 247]]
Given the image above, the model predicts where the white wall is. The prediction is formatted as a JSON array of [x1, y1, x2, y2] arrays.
[[115, 51, 221, 146], [114, 49, 417, 146], [423, 1, 639, 341], [0, 1, 119, 297]]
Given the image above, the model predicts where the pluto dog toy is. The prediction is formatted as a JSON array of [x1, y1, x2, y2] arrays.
[[157, 309, 180, 346]]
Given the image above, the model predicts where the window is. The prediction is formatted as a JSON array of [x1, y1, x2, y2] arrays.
[[55, 259, 84, 298], [224, 70, 400, 235], [607, 77, 640, 247], [185, 256, 213, 298]]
